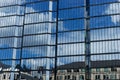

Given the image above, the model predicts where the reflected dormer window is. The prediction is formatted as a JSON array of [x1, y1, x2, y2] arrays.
[[3, 74, 6, 79], [67, 69, 71, 72]]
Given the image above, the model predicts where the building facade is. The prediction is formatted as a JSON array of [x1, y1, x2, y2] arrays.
[[56, 67, 120, 80], [55, 60, 120, 80], [0, 62, 39, 80], [0, 0, 120, 80]]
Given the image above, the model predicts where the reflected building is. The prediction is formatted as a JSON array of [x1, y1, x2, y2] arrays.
[[52, 60, 120, 80], [0, 62, 39, 80], [0, 0, 120, 80]]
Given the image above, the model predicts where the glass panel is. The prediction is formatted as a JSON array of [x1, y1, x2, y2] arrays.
[[90, 4, 108, 16], [58, 8, 84, 20], [0, 0, 23, 7], [91, 54, 120, 61], [0, 38, 21, 48], [58, 31, 84, 43], [26, 1, 49, 13], [22, 46, 55, 58], [0, 72, 19, 80], [21, 58, 55, 70], [96, 68, 100, 72], [0, 60, 20, 71], [90, 16, 117, 28], [24, 23, 56, 34], [26, 0, 57, 11], [57, 56, 85, 69], [58, 19, 84, 31], [91, 28, 120, 41], [91, 41, 120, 54], [90, 3, 120, 16], [79, 75, 84, 80], [59, 0, 84, 8], [0, 27, 22, 37], [90, 0, 116, 5], [23, 34, 56, 46], [104, 68, 109, 72], [58, 43, 84, 56], [0, 6, 24, 16], [110, 75, 116, 79], [0, 16, 23, 26], [23, 71, 54, 80], [25, 12, 56, 24], [0, 49, 20, 59]]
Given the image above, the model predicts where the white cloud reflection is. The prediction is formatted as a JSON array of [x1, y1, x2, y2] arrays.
[[105, 0, 120, 24]]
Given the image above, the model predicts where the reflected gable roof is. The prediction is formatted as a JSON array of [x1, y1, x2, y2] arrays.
[[57, 60, 120, 69]]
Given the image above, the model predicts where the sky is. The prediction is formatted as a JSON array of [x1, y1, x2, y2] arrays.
[[0, 0, 120, 70]]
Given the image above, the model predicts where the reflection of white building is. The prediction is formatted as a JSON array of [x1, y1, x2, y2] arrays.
[[51, 60, 120, 80], [20, 60, 120, 80], [0, 62, 39, 80], [26, 60, 120, 80], [1, 60, 120, 80], [31, 66, 52, 80]]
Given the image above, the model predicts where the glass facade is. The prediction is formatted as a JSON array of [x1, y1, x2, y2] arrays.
[[0, 0, 120, 80]]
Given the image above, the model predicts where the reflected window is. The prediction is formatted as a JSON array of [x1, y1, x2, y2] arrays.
[[67, 69, 71, 72], [57, 76, 63, 80], [3, 74, 6, 79], [65, 75, 70, 80], [9, 75, 10, 79], [72, 75, 76, 80], [103, 75, 109, 79], [95, 75, 100, 80], [104, 68, 109, 72], [81, 69, 85, 72], [59, 70, 65, 73], [49, 77, 52, 80], [111, 67, 117, 72], [74, 69, 79, 72], [96, 68, 100, 72], [110, 75, 116, 79], [79, 75, 84, 80], [17, 74, 19, 79], [68, 75, 70, 79], [65, 76, 67, 80]]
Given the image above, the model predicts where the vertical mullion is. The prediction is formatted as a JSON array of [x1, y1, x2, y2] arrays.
[[19, 1, 26, 80], [84, 0, 91, 80], [54, 0, 59, 80]]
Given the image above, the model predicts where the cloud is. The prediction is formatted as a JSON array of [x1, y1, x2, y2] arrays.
[[105, 0, 120, 24]]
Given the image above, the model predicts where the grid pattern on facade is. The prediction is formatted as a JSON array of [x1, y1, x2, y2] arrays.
[[0, 0, 120, 80]]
